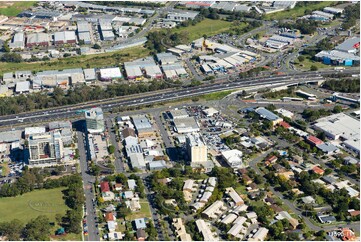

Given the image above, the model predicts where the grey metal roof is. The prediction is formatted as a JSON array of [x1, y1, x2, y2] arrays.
[[77, 21, 91, 33], [54, 31, 76, 42], [255, 107, 281, 121], [315, 50, 360, 61], [335, 37, 360, 52]]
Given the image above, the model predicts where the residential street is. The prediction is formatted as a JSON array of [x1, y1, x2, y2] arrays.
[[105, 118, 125, 173], [77, 130, 100, 241]]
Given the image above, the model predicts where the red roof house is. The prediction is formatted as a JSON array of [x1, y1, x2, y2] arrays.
[[100, 181, 110, 193], [312, 166, 325, 176], [279, 121, 291, 129], [105, 212, 115, 222], [307, 136, 324, 146]]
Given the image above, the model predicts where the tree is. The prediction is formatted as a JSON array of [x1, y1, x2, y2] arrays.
[[0, 219, 23, 241], [108, 145, 115, 154], [93, 43, 101, 49], [298, 56, 305, 62], [333, 105, 343, 113], [23, 215, 51, 241], [63, 209, 82, 234], [0, 52, 22, 63], [55, 213, 63, 225], [310, 65, 318, 71]]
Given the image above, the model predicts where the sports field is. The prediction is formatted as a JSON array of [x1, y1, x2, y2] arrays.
[[171, 18, 233, 41], [0, 187, 68, 223]]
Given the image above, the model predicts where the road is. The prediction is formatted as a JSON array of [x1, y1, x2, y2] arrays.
[[1, 70, 358, 128], [105, 118, 125, 173], [77, 129, 100, 241]]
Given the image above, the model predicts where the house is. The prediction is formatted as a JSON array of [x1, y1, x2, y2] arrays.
[[307, 136, 324, 146], [318, 214, 336, 224], [128, 179, 137, 190], [105, 212, 115, 222], [348, 209, 360, 217], [136, 229, 146, 241], [108, 232, 124, 241], [125, 199, 141, 211], [107, 220, 117, 233], [123, 191, 135, 200], [275, 211, 299, 229], [265, 155, 278, 166], [302, 196, 316, 204], [279, 121, 291, 129], [341, 228, 356, 241], [113, 183, 123, 191], [134, 218, 147, 230], [312, 166, 325, 176], [101, 181, 115, 201], [100, 181, 110, 192], [122, 128, 136, 138]]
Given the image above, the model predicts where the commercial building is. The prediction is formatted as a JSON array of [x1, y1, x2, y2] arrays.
[[186, 133, 207, 164], [129, 153, 146, 170], [99, 67, 122, 81], [173, 117, 200, 133], [77, 21, 92, 44], [124, 57, 162, 80], [9, 32, 25, 49], [255, 107, 283, 125], [15, 81, 30, 94], [85, 107, 105, 133], [221, 149, 243, 169], [131, 115, 153, 138], [313, 113, 360, 154], [335, 37, 360, 54], [169, 109, 189, 120], [166, 11, 199, 22], [35, 68, 85, 87], [275, 108, 294, 119], [26, 33, 50, 47], [195, 219, 218, 241], [28, 131, 64, 167], [54, 31, 77, 45], [83, 68, 96, 82]]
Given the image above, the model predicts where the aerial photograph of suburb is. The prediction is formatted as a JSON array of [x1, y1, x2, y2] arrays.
[[0, 0, 359, 241]]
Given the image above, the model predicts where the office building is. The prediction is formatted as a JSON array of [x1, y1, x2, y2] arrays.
[[85, 107, 105, 133], [186, 133, 207, 164]]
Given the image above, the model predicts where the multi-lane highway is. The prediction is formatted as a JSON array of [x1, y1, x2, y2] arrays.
[[0, 70, 358, 128]]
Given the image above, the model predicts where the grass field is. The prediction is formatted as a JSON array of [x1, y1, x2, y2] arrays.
[[171, 18, 233, 41], [0, 46, 150, 75], [0, 162, 10, 176], [264, 2, 336, 20], [200, 90, 234, 101], [125, 199, 152, 220], [0, 2, 36, 16], [294, 55, 329, 70], [0, 187, 68, 224]]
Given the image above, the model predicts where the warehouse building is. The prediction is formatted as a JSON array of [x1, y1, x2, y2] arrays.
[[221, 149, 243, 169], [323, 7, 343, 14], [255, 107, 283, 125], [35, 68, 85, 87], [313, 113, 360, 154], [15, 81, 30, 94], [315, 50, 360, 66], [54, 31, 77, 45], [335, 37, 360, 54], [83, 68, 96, 82], [77, 21, 92, 44], [166, 11, 199, 22], [174, 117, 200, 133], [9, 32, 25, 49], [124, 57, 162, 80], [26, 33, 50, 47], [99, 67, 122, 81]]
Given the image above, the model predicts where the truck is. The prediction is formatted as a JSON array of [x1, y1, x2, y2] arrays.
[[334, 67, 345, 71]]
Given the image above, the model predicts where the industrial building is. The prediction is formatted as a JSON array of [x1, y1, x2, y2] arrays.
[[99, 67, 122, 81], [186, 133, 207, 164], [54, 31, 77, 45], [124, 57, 162, 80], [169, 109, 189, 120], [26, 33, 50, 47], [313, 113, 360, 154], [335, 37, 360, 54], [173, 117, 200, 133], [83, 68, 96, 82], [255, 107, 283, 125], [28, 131, 64, 167], [166, 11, 199, 22], [15, 81, 30, 94], [85, 107, 105, 134], [99, 21, 115, 41], [77, 21, 92, 44], [131, 115, 154, 138], [315, 50, 360, 66], [35, 68, 85, 87], [9, 32, 25, 49]]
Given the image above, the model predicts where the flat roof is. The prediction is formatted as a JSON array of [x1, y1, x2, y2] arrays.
[[335, 37, 360, 52], [100, 67, 122, 79]]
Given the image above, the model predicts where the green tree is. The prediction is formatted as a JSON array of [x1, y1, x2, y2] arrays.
[[310, 65, 318, 71], [23, 215, 51, 241], [298, 56, 305, 62], [108, 145, 115, 154], [0, 219, 23, 241]]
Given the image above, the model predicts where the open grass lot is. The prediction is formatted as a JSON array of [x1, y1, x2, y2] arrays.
[[0, 2, 36, 16], [200, 90, 234, 101], [264, 2, 336, 20], [0, 46, 150, 75], [0, 187, 68, 224], [125, 199, 152, 220], [294, 55, 330, 70], [171, 18, 233, 41]]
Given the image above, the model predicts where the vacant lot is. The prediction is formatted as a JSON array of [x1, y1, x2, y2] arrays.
[[0, 187, 68, 223], [264, 2, 336, 20], [0, 46, 150, 75], [0, 2, 36, 16], [172, 18, 233, 41], [125, 199, 152, 220]]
